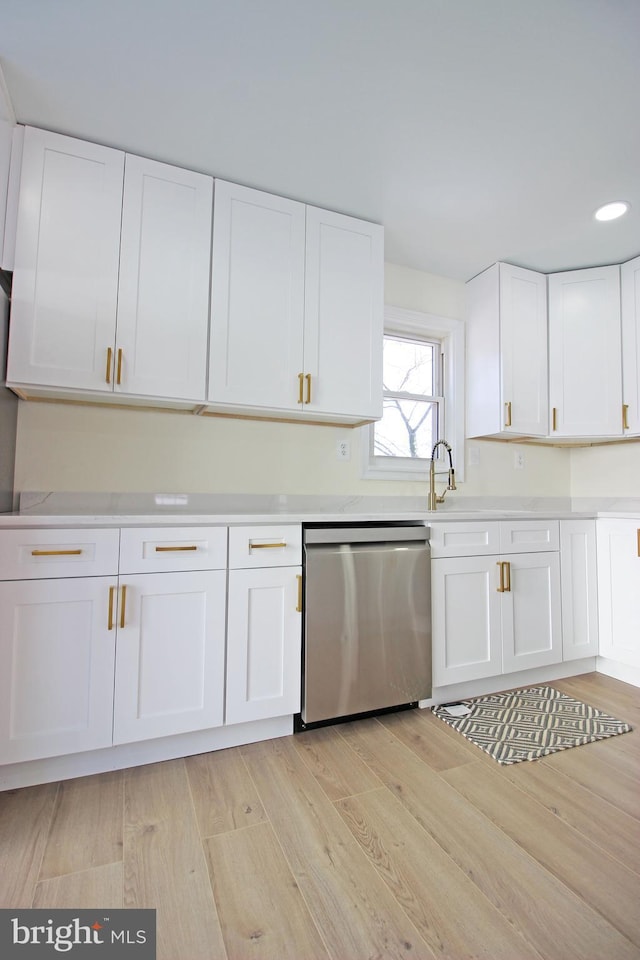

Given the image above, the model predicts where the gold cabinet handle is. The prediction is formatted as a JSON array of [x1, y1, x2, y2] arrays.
[[497, 561, 505, 593], [31, 548, 82, 556], [305, 373, 312, 404], [116, 348, 123, 385], [155, 545, 198, 552], [623, 404, 630, 430], [249, 541, 287, 550], [504, 401, 512, 427], [108, 585, 115, 631], [552, 407, 558, 431], [120, 585, 127, 629], [106, 347, 113, 384], [298, 373, 304, 404], [296, 574, 302, 613], [503, 561, 511, 592]]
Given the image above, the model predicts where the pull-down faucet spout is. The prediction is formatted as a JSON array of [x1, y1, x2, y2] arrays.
[[428, 440, 456, 511]]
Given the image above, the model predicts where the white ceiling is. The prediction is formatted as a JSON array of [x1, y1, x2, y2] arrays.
[[1, 0, 639, 281]]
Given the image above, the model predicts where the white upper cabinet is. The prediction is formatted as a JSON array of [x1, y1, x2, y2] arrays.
[[8, 127, 213, 403], [548, 265, 622, 437], [116, 155, 212, 401], [8, 127, 124, 391], [621, 254, 640, 436], [209, 180, 306, 410], [466, 262, 548, 438], [209, 180, 383, 422], [304, 205, 383, 420]]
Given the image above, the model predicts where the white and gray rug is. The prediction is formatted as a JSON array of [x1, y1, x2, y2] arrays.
[[433, 685, 633, 764]]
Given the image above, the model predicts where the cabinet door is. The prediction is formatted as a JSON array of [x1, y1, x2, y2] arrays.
[[499, 263, 548, 436], [597, 520, 640, 668], [560, 520, 599, 661], [304, 206, 383, 419], [113, 571, 226, 744], [621, 255, 640, 436], [226, 566, 301, 723], [548, 265, 622, 436], [116, 155, 212, 401], [8, 127, 124, 391], [0, 577, 116, 763], [209, 180, 305, 410], [502, 552, 562, 673], [432, 556, 502, 686]]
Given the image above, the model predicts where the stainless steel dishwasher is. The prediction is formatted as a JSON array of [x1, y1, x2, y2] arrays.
[[299, 523, 431, 729]]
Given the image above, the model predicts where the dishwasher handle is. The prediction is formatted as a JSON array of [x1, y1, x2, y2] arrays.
[[304, 525, 429, 545]]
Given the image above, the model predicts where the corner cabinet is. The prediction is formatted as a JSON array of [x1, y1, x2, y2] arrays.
[[466, 262, 548, 438], [548, 265, 623, 437], [208, 180, 383, 423], [431, 520, 562, 686], [8, 126, 213, 404]]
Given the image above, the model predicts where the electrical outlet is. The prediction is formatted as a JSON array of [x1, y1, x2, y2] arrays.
[[514, 450, 525, 470], [336, 439, 351, 461]]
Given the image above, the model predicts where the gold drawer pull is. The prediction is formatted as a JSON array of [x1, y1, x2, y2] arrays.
[[305, 373, 312, 404], [552, 407, 558, 431], [108, 586, 115, 631], [298, 372, 304, 404], [155, 545, 198, 552], [497, 561, 505, 593], [31, 549, 82, 557], [249, 541, 287, 550], [623, 404, 630, 430], [296, 574, 302, 613], [106, 346, 113, 384], [120, 585, 127, 629], [503, 561, 511, 593], [504, 401, 512, 427], [116, 347, 123, 385]]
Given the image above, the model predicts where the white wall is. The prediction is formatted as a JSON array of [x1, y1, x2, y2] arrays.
[[13, 262, 572, 499], [569, 443, 640, 498]]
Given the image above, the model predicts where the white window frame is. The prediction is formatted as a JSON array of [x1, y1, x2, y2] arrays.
[[361, 305, 465, 482]]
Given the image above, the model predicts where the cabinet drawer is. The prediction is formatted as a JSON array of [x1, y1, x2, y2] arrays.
[[429, 522, 501, 558], [119, 526, 227, 573], [0, 528, 120, 580], [500, 520, 559, 554], [429, 519, 560, 558], [229, 524, 302, 569]]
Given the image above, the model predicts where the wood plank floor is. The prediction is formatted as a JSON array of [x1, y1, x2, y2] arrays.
[[1, 672, 639, 960]]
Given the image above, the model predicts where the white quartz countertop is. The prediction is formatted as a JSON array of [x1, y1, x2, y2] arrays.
[[1, 492, 636, 528]]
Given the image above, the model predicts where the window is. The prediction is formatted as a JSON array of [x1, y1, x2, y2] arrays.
[[375, 334, 443, 460], [362, 306, 464, 481]]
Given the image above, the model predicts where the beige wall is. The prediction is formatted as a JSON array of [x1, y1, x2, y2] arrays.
[[569, 443, 640, 498], [13, 262, 572, 499]]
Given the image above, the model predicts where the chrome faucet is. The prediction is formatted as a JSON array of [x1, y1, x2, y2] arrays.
[[428, 440, 457, 511]]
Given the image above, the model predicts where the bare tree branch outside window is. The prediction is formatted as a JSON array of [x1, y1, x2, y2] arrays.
[[374, 336, 442, 460]]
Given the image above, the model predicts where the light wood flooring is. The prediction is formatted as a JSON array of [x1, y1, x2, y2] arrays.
[[1, 671, 639, 959]]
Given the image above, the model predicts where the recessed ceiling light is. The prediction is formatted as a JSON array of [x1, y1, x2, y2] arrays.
[[594, 201, 630, 221]]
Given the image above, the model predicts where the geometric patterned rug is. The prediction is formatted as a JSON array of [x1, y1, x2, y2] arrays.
[[432, 685, 633, 765]]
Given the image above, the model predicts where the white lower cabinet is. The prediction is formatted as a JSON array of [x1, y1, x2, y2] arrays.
[[112, 570, 226, 744], [560, 519, 599, 660], [431, 520, 562, 687], [597, 519, 640, 668], [225, 524, 302, 724], [0, 577, 116, 763], [226, 567, 301, 724]]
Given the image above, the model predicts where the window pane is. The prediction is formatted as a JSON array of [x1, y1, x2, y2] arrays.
[[374, 398, 438, 458], [383, 336, 435, 395]]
